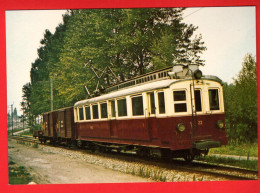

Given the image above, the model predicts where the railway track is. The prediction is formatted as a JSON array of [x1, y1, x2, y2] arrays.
[[9, 135, 258, 181]]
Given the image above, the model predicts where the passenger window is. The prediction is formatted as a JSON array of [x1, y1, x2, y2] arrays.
[[209, 89, 220, 110], [85, 106, 91, 120], [195, 90, 202, 112], [148, 92, 155, 114], [132, 95, 144, 116], [117, 98, 127, 117], [100, 103, 108, 118], [110, 100, 116, 117], [79, 107, 84, 120], [158, 92, 165, 114], [173, 90, 187, 113], [92, 104, 99, 119]]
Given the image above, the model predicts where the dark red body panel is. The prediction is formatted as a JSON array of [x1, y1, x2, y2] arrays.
[[76, 113, 228, 150]]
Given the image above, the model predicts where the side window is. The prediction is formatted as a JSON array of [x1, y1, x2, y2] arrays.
[[148, 92, 155, 115], [100, 103, 108, 118], [117, 98, 127, 117], [158, 92, 165, 114], [132, 95, 144, 116], [92, 104, 99, 119], [195, 90, 202, 112], [173, 90, 187, 113], [110, 100, 116, 118], [209, 89, 220, 110], [79, 107, 84, 120], [85, 106, 91, 120]]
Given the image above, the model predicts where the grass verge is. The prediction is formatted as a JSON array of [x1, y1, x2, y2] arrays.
[[198, 155, 258, 171], [209, 142, 258, 157], [9, 161, 33, 184]]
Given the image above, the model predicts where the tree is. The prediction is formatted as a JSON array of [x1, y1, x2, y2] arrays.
[[26, 8, 207, 116], [52, 8, 206, 105], [224, 54, 257, 143]]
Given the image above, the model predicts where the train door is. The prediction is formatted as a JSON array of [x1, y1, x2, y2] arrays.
[[147, 92, 158, 140], [109, 99, 118, 138], [191, 85, 217, 141]]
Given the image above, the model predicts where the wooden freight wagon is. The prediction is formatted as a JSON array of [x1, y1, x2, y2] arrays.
[[56, 107, 76, 144], [41, 107, 75, 144], [41, 111, 58, 143]]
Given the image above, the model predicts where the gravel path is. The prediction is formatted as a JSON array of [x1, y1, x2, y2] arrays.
[[8, 139, 228, 184], [8, 139, 154, 184]]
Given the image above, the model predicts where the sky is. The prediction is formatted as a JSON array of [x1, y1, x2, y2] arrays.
[[6, 7, 256, 115]]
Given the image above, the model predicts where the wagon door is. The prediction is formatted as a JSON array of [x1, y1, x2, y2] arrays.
[[109, 100, 118, 138], [65, 108, 75, 140], [57, 110, 65, 138], [147, 92, 158, 141], [43, 114, 50, 137]]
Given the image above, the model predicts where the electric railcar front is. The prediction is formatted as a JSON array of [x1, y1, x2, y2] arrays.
[[74, 68, 227, 161]]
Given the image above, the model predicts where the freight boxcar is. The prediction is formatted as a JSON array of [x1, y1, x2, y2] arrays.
[[40, 107, 76, 145]]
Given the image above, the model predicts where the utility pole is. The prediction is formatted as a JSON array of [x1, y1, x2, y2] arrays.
[[11, 104, 13, 136], [50, 77, 53, 111]]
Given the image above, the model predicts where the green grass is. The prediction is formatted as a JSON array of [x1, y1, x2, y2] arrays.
[[20, 129, 33, 136], [9, 165, 32, 185], [198, 155, 258, 171], [209, 142, 258, 157]]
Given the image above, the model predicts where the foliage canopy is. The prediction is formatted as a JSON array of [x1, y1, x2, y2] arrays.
[[24, 8, 206, 117]]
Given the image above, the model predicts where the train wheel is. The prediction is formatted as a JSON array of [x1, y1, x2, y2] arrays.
[[137, 148, 150, 158], [184, 154, 195, 163]]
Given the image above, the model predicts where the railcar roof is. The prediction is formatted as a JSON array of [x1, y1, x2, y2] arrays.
[[74, 79, 178, 107], [74, 76, 222, 107]]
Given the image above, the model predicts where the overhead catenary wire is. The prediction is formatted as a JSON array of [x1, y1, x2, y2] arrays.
[[183, 8, 203, 19]]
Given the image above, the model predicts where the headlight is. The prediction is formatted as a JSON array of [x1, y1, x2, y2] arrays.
[[217, 120, 224, 129], [194, 69, 202, 79], [177, 123, 186, 132]]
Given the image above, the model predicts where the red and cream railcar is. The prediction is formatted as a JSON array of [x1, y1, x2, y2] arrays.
[[74, 68, 228, 161]]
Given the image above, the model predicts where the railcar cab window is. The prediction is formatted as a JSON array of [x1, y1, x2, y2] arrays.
[[100, 102, 108, 118], [158, 92, 165, 114], [194, 90, 202, 112], [92, 104, 99, 119], [79, 107, 84, 120], [209, 89, 220, 110], [117, 98, 127, 117], [110, 100, 116, 118], [85, 106, 91, 120], [173, 90, 187, 113], [131, 95, 144, 116]]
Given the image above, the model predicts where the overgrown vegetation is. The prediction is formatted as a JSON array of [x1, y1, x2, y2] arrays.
[[9, 162, 33, 185], [209, 142, 258, 157], [223, 54, 257, 143]]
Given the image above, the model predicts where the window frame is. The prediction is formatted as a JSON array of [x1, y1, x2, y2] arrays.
[[109, 99, 116, 119], [85, 105, 92, 120], [92, 103, 99, 119], [147, 92, 156, 116], [131, 94, 144, 117], [208, 88, 220, 111], [157, 91, 166, 114], [78, 106, 85, 121], [194, 89, 203, 113], [100, 102, 108, 119], [117, 97, 128, 117], [173, 89, 188, 113]]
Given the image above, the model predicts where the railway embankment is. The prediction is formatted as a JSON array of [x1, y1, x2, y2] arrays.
[[9, 137, 258, 184]]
